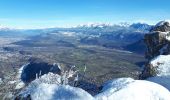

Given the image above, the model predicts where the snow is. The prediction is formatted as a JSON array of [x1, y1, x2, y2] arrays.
[[76, 22, 131, 28], [150, 55, 170, 76], [18, 73, 170, 100], [18, 73, 94, 100], [8, 80, 16, 84], [117, 22, 130, 27], [0, 78, 2, 84], [156, 31, 170, 41], [165, 32, 170, 41], [147, 76, 170, 91], [33, 72, 62, 84], [18, 63, 30, 76], [95, 78, 170, 100], [15, 82, 25, 90], [146, 54, 170, 91], [31, 84, 94, 100], [14, 63, 30, 90], [60, 31, 75, 36], [100, 78, 134, 92]]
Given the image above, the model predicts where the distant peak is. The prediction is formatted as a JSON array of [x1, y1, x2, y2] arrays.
[[76, 23, 112, 28]]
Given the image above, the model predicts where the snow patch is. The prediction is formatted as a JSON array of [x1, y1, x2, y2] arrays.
[[18, 73, 94, 100], [150, 55, 170, 76], [30, 84, 94, 100], [96, 79, 170, 100], [14, 63, 30, 90], [100, 78, 135, 92]]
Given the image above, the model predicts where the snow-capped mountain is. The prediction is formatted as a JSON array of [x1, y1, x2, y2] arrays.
[[130, 23, 153, 31], [0, 25, 14, 31], [76, 23, 112, 28], [75, 22, 151, 31]]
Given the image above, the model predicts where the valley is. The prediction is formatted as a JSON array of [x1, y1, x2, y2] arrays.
[[0, 23, 148, 99]]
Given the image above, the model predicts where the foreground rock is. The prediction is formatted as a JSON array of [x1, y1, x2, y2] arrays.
[[141, 20, 170, 79], [95, 78, 170, 100], [145, 21, 170, 60], [16, 74, 170, 100], [140, 21, 170, 93], [21, 58, 61, 83], [15, 73, 94, 100]]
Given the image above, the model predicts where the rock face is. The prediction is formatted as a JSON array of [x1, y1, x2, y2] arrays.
[[145, 22, 170, 60], [151, 21, 170, 32], [140, 21, 170, 79], [145, 32, 169, 59]]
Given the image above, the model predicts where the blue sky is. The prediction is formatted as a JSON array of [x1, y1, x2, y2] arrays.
[[0, 0, 169, 29]]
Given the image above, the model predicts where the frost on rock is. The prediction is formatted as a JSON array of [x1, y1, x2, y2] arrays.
[[96, 78, 170, 100], [18, 76, 170, 100]]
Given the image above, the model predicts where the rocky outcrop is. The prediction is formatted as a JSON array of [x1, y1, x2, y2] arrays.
[[151, 21, 170, 32], [21, 58, 61, 83], [140, 21, 170, 79], [145, 24, 170, 60]]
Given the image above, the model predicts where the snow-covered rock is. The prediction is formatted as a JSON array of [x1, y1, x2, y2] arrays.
[[23, 83, 94, 100], [140, 20, 170, 94], [15, 82, 25, 90], [16, 73, 170, 100], [141, 20, 170, 79], [150, 55, 170, 76], [16, 73, 94, 100], [96, 78, 170, 100], [100, 78, 135, 92], [145, 55, 170, 91], [14, 63, 29, 90]]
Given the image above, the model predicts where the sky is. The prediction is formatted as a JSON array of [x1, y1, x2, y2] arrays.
[[0, 0, 169, 29]]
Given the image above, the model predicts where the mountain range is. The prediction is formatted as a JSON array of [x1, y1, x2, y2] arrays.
[[0, 22, 154, 55]]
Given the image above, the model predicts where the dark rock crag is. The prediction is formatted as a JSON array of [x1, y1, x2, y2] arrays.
[[21, 58, 61, 83], [140, 21, 170, 79]]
